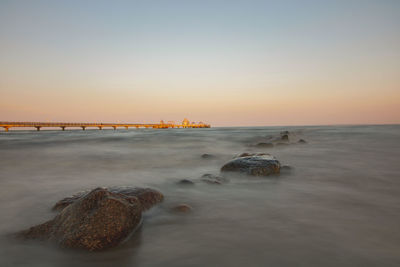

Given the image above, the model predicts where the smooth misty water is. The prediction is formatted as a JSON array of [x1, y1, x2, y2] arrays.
[[0, 125, 399, 267]]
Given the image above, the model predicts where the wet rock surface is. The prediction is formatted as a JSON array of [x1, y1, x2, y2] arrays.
[[221, 155, 281, 176], [236, 152, 268, 158], [16, 188, 146, 251], [53, 186, 163, 212]]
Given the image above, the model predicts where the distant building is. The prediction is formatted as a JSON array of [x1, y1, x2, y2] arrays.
[[182, 118, 190, 126]]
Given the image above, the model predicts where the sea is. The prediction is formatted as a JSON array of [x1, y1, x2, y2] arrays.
[[0, 125, 399, 267]]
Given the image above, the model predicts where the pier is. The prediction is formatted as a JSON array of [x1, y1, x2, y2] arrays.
[[0, 119, 210, 132]]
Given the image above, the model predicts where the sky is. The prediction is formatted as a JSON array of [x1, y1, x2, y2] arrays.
[[0, 0, 399, 126]]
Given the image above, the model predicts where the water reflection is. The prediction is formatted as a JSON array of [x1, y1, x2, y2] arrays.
[[0, 125, 400, 266]]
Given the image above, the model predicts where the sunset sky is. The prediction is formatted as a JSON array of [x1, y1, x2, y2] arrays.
[[1, 0, 399, 126]]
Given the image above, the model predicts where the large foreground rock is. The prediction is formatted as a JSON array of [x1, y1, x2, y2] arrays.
[[221, 155, 281, 176], [17, 187, 163, 251]]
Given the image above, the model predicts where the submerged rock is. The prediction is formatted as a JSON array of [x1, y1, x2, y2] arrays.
[[17, 188, 147, 251], [201, 174, 228, 184], [280, 134, 289, 142], [201, 154, 215, 159], [280, 165, 293, 173], [177, 179, 195, 185], [172, 204, 192, 213], [281, 165, 292, 171], [298, 139, 307, 144], [53, 186, 163, 212], [256, 142, 274, 148], [221, 155, 281, 176]]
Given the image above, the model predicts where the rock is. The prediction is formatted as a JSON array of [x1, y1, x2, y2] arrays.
[[298, 139, 307, 144], [16, 188, 145, 251], [281, 165, 292, 171], [221, 155, 281, 176], [201, 154, 215, 159], [172, 204, 192, 213], [256, 142, 274, 148], [201, 179, 221, 185], [53, 186, 163, 212], [280, 134, 289, 141], [200, 174, 228, 184], [280, 165, 292, 173], [177, 179, 195, 185]]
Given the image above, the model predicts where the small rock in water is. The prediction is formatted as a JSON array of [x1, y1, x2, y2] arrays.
[[280, 134, 289, 142], [177, 179, 195, 185], [221, 155, 281, 176], [16, 187, 150, 251], [201, 173, 228, 184], [298, 139, 307, 144], [280, 165, 292, 173], [201, 154, 215, 159], [172, 204, 192, 213], [202, 179, 221, 185], [256, 142, 274, 148]]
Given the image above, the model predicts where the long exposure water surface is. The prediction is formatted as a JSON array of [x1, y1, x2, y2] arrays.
[[0, 125, 399, 267]]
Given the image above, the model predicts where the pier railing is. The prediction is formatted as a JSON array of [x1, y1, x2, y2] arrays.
[[0, 121, 211, 131]]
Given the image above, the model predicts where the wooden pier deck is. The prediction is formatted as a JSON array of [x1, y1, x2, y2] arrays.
[[0, 121, 210, 131]]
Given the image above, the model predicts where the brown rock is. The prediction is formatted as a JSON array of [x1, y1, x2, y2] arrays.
[[17, 188, 145, 251], [172, 204, 192, 213]]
